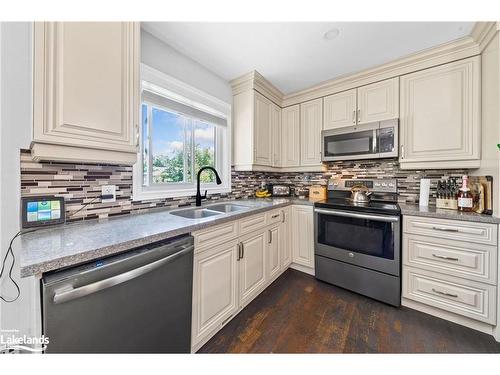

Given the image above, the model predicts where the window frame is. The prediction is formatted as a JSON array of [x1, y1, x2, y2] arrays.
[[133, 64, 231, 201]]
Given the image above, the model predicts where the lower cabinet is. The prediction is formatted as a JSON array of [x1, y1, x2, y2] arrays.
[[191, 241, 239, 348], [291, 205, 315, 269], [238, 229, 268, 308], [191, 204, 315, 351]]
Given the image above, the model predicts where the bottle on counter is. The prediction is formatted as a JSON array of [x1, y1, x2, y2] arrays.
[[457, 175, 474, 212]]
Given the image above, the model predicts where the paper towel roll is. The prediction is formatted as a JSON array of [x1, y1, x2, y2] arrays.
[[419, 179, 431, 207]]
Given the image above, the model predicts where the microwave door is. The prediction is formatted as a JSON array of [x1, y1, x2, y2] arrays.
[[322, 123, 379, 161]]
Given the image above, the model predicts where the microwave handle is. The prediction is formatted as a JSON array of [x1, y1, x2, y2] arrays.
[[373, 129, 378, 153]]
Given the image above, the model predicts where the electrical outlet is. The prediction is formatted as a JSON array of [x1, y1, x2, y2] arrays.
[[101, 185, 116, 203]]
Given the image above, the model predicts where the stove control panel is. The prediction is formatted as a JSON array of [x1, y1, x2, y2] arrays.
[[328, 178, 397, 193]]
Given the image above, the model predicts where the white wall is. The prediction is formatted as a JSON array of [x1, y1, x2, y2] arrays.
[[0, 22, 39, 338], [141, 29, 232, 104], [472, 31, 500, 216]]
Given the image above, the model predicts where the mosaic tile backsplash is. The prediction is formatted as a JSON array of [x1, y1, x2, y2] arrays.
[[20, 149, 468, 222]]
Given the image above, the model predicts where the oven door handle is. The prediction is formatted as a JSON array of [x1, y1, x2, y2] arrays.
[[314, 208, 400, 223]]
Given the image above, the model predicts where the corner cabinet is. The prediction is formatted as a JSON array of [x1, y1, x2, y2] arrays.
[[233, 89, 281, 170], [399, 56, 481, 169], [32, 22, 140, 165]]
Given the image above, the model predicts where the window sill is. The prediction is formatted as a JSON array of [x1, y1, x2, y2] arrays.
[[132, 186, 232, 202]]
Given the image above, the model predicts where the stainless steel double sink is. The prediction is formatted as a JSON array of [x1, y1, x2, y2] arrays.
[[170, 203, 250, 219]]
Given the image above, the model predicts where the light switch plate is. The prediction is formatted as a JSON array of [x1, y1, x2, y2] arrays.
[[101, 185, 116, 203]]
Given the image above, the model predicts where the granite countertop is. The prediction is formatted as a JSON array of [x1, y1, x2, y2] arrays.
[[17, 198, 314, 278], [399, 203, 500, 224]]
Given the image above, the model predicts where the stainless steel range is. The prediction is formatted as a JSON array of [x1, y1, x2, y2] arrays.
[[314, 178, 401, 306]]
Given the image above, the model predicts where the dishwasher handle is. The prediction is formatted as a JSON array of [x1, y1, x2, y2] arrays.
[[53, 244, 193, 305]]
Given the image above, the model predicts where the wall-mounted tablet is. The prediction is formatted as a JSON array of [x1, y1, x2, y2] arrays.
[[21, 196, 65, 229]]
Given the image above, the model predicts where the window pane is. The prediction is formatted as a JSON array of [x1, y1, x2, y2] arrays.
[[151, 107, 187, 184], [141, 104, 149, 186], [193, 120, 216, 183]]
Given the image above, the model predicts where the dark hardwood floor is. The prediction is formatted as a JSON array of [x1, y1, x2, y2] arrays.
[[198, 269, 500, 353]]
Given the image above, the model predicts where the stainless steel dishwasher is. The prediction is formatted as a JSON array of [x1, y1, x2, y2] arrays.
[[42, 235, 194, 353]]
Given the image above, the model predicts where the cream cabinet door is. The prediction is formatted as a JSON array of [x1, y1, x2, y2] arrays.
[[357, 78, 399, 124], [266, 226, 281, 283], [253, 92, 273, 166], [323, 89, 357, 130], [291, 205, 315, 269], [192, 242, 239, 347], [239, 229, 267, 308], [399, 56, 481, 169], [280, 208, 292, 270], [281, 105, 301, 167], [300, 98, 323, 166], [271, 103, 282, 167], [33, 22, 140, 160]]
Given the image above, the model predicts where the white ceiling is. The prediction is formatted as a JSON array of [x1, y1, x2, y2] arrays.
[[142, 22, 475, 94]]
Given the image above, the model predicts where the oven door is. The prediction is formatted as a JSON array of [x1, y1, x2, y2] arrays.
[[314, 208, 400, 276], [322, 122, 379, 161]]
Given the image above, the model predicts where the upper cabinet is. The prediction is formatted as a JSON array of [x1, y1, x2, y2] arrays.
[[281, 105, 301, 167], [232, 89, 281, 170], [357, 78, 399, 124], [399, 56, 481, 169], [32, 22, 140, 165], [323, 78, 399, 130], [323, 89, 357, 129], [300, 98, 323, 166]]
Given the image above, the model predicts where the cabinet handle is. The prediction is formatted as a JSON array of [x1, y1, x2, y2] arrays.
[[241, 242, 244, 259], [271, 213, 280, 219], [352, 110, 356, 124], [268, 230, 272, 244], [357, 109, 360, 123], [432, 254, 459, 261], [432, 226, 459, 233], [432, 288, 458, 298], [400, 145, 405, 159], [237, 243, 242, 261], [135, 124, 140, 147]]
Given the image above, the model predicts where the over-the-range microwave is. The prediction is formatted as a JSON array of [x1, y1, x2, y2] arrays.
[[322, 119, 398, 161]]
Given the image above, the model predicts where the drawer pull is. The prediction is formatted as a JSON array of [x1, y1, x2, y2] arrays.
[[432, 254, 459, 261], [432, 288, 458, 298], [271, 214, 280, 219], [432, 226, 459, 232]]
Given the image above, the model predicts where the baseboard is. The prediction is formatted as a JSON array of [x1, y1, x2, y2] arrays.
[[402, 297, 495, 337], [289, 263, 315, 276]]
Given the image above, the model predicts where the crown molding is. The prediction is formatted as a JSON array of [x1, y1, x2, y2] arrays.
[[471, 22, 498, 53], [230, 70, 284, 106], [230, 23, 499, 108]]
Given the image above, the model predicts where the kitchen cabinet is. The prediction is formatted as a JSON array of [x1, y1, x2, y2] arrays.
[[32, 22, 140, 165], [267, 225, 281, 283], [271, 104, 282, 167], [323, 89, 357, 129], [300, 98, 323, 166], [323, 78, 399, 130], [280, 208, 292, 270], [254, 92, 273, 166], [357, 78, 399, 124], [399, 56, 481, 169], [238, 229, 267, 308], [192, 241, 239, 347], [233, 89, 281, 170], [402, 215, 498, 328], [281, 105, 301, 167], [291, 205, 315, 269]]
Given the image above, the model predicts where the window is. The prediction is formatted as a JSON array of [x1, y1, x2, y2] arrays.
[[133, 65, 231, 200]]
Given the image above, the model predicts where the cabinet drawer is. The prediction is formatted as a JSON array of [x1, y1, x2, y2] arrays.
[[266, 209, 283, 225], [193, 221, 238, 252], [403, 266, 496, 324], [403, 216, 497, 246], [239, 212, 267, 235], [403, 234, 497, 284]]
